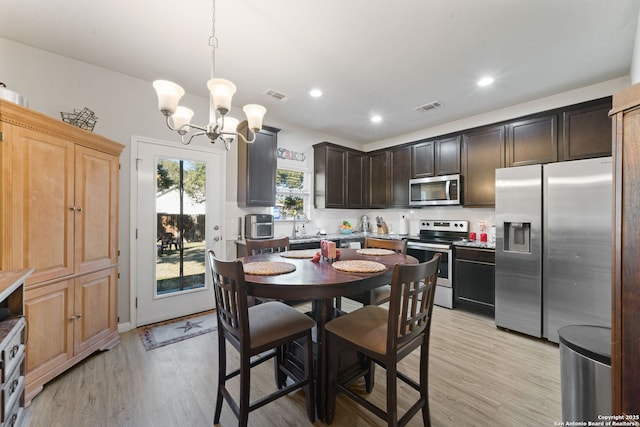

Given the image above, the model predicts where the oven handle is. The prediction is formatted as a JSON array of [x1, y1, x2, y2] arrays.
[[406, 242, 451, 252]]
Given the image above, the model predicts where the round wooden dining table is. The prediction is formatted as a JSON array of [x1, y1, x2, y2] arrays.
[[237, 248, 417, 421]]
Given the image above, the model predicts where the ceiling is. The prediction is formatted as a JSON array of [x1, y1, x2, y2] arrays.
[[1, 0, 639, 144]]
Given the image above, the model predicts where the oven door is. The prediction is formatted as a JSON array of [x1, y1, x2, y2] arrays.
[[406, 241, 452, 286], [407, 241, 454, 308]]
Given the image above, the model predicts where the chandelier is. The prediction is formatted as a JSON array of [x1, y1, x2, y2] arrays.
[[152, 0, 266, 150]]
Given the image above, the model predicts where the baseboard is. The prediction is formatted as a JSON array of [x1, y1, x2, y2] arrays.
[[118, 322, 132, 333]]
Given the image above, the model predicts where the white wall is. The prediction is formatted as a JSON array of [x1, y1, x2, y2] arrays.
[[0, 37, 356, 326], [0, 36, 630, 327]]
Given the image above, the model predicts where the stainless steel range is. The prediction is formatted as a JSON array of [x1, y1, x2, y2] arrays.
[[406, 220, 469, 308]]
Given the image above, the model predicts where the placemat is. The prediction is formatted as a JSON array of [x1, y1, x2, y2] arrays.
[[332, 260, 387, 273], [243, 261, 296, 276], [356, 248, 396, 256], [280, 249, 318, 259]]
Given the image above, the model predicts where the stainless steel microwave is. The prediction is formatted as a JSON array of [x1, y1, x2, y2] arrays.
[[244, 214, 274, 239], [409, 174, 461, 206]]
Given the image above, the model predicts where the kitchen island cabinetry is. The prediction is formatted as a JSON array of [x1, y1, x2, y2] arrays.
[[0, 269, 31, 427], [238, 124, 279, 207], [0, 100, 122, 404], [461, 125, 505, 207], [507, 114, 558, 167], [454, 246, 495, 317]]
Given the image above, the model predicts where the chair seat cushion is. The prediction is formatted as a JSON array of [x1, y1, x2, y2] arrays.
[[325, 305, 389, 356], [248, 301, 315, 350]]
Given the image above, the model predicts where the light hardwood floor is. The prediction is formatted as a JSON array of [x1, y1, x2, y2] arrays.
[[27, 305, 561, 427]]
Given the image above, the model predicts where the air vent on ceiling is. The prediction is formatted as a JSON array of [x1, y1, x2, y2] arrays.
[[264, 89, 293, 102], [414, 100, 444, 112]]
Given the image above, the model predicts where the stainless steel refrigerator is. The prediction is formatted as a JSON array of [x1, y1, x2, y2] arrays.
[[495, 157, 612, 343]]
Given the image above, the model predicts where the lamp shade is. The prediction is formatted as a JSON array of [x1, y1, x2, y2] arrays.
[[172, 106, 194, 134], [153, 80, 185, 115], [243, 104, 267, 131], [218, 116, 239, 134], [207, 78, 236, 114]]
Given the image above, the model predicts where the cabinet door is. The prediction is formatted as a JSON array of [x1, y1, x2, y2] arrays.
[[1, 125, 75, 284], [25, 279, 74, 381], [455, 258, 495, 316], [325, 146, 347, 208], [411, 140, 435, 178], [238, 126, 278, 206], [75, 146, 119, 273], [507, 115, 557, 167], [367, 151, 389, 208], [462, 125, 505, 207], [73, 267, 118, 355], [390, 146, 411, 207], [346, 151, 365, 208], [435, 135, 461, 175], [562, 100, 612, 161]]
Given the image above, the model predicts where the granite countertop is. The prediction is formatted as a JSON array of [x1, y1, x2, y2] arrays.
[[236, 232, 416, 245], [453, 240, 496, 250]]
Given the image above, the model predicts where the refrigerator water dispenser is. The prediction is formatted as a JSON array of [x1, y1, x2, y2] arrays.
[[504, 222, 531, 253]]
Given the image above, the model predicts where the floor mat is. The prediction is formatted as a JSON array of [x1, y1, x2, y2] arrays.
[[138, 312, 217, 350]]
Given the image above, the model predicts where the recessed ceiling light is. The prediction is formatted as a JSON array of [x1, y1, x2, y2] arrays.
[[309, 88, 323, 97], [477, 76, 495, 87], [371, 114, 382, 123]]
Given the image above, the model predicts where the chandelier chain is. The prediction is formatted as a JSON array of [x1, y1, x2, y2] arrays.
[[209, 0, 218, 80]]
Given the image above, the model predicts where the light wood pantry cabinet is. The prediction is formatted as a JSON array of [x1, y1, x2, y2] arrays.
[[0, 100, 123, 403]]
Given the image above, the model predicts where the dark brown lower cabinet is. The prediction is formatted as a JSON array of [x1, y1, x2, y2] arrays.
[[454, 246, 495, 317]]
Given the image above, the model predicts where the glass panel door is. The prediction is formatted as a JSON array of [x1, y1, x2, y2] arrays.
[[155, 158, 206, 295]]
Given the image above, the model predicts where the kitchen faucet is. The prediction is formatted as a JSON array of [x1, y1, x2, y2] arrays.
[[292, 211, 308, 239]]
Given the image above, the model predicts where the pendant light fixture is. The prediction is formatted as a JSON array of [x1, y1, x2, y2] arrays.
[[152, 0, 266, 150]]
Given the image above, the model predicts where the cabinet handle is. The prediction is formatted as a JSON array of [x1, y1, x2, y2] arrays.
[[9, 345, 18, 358], [9, 378, 18, 393], [69, 315, 76, 321], [76, 207, 82, 212], [76, 313, 82, 319]]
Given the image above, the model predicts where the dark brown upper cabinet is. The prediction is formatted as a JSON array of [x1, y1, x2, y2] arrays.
[[411, 135, 460, 178], [367, 150, 390, 208], [390, 145, 411, 207], [561, 99, 612, 161], [314, 142, 347, 208], [237, 124, 279, 207], [507, 114, 558, 167], [461, 125, 505, 207], [411, 140, 435, 178], [435, 135, 461, 175], [346, 150, 366, 208]]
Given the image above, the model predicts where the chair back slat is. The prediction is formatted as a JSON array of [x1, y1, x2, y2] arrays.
[[364, 237, 407, 254], [208, 250, 250, 342], [245, 236, 290, 255], [388, 254, 441, 351]]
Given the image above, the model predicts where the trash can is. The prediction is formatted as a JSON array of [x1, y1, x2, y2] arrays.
[[558, 325, 611, 423]]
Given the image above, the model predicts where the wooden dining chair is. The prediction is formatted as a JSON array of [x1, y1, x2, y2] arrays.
[[325, 253, 441, 427], [245, 236, 290, 255], [343, 237, 408, 307], [208, 250, 316, 426]]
